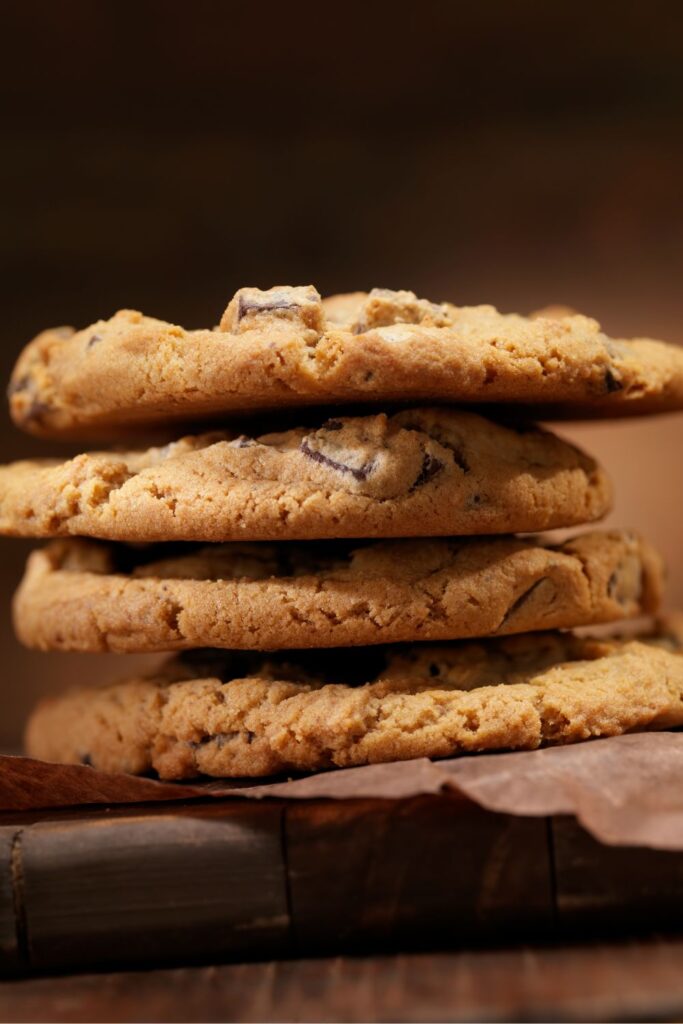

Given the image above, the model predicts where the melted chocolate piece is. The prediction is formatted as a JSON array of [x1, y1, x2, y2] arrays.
[[400, 421, 470, 474], [604, 367, 624, 393], [24, 398, 53, 424], [7, 376, 29, 398], [86, 333, 103, 349], [300, 439, 375, 481], [497, 577, 550, 630], [411, 453, 445, 490], [237, 295, 294, 320]]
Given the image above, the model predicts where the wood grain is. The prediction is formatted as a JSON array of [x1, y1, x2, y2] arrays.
[[552, 816, 683, 932], [0, 827, 22, 973], [4, 939, 683, 1023], [286, 794, 553, 953], [17, 802, 288, 973], [4, 797, 683, 977]]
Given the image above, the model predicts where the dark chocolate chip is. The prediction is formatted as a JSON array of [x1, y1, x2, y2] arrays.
[[300, 439, 375, 481], [237, 294, 298, 321], [7, 376, 30, 398], [80, 753, 93, 767], [322, 419, 344, 431], [608, 566, 638, 605], [446, 444, 469, 474], [498, 577, 549, 630], [399, 422, 469, 474], [86, 333, 103, 349], [429, 663, 440, 677], [411, 453, 445, 490], [604, 367, 624, 393], [25, 398, 53, 423]]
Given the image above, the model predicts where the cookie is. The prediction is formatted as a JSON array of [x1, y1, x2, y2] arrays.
[[10, 286, 683, 438], [14, 531, 662, 653], [24, 626, 683, 778], [0, 408, 612, 542]]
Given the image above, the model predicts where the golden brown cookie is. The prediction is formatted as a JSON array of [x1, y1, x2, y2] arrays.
[[24, 626, 683, 778], [10, 286, 683, 438], [0, 409, 611, 542], [13, 531, 662, 653]]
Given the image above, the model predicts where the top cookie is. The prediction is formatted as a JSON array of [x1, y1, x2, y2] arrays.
[[10, 286, 683, 438]]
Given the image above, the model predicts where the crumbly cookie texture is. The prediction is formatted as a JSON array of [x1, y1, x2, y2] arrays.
[[9, 286, 683, 438], [0, 408, 612, 542], [14, 530, 662, 653], [24, 626, 683, 778]]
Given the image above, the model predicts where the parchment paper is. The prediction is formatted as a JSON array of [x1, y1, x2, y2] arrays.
[[3, 732, 683, 850]]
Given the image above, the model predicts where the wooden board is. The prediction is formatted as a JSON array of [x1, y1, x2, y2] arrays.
[[2, 795, 683, 976], [4, 939, 683, 1023]]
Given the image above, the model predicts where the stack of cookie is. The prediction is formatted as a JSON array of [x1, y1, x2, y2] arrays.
[[4, 286, 683, 779]]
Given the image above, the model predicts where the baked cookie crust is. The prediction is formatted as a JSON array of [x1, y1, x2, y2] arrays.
[[10, 286, 683, 437], [0, 409, 611, 541], [24, 626, 683, 778], [13, 530, 662, 652]]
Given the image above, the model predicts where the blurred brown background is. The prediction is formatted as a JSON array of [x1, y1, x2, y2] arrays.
[[1, 0, 683, 746]]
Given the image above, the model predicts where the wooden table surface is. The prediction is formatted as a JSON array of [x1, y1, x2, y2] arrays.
[[2, 937, 683, 1023]]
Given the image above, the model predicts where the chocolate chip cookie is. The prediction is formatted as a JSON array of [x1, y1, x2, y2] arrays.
[[14, 531, 662, 653], [0, 409, 612, 542], [10, 286, 683, 438], [24, 625, 683, 778]]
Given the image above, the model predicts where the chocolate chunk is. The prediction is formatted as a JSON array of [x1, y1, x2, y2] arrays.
[[235, 286, 321, 323], [411, 453, 445, 490], [237, 294, 295, 321], [7, 372, 52, 421], [86, 333, 103, 349], [446, 444, 469, 474], [7, 375, 30, 398], [399, 422, 470, 474], [498, 577, 550, 630], [223, 285, 324, 334], [24, 398, 53, 424], [300, 439, 375, 481], [604, 367, 624, 393], [229, 435, 257, 449], [608, 560, 641, 605], [79, 753, 93, 767]]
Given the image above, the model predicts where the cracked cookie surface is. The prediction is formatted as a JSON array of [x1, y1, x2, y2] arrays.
[[24, 624, 683, 778], [14, 530, 663, 653], [10, 286, 683, 438], [0, 408, 612, 541]]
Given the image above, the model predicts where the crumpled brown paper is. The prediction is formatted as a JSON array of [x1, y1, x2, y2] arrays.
[[3, 732, 683, 851]]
